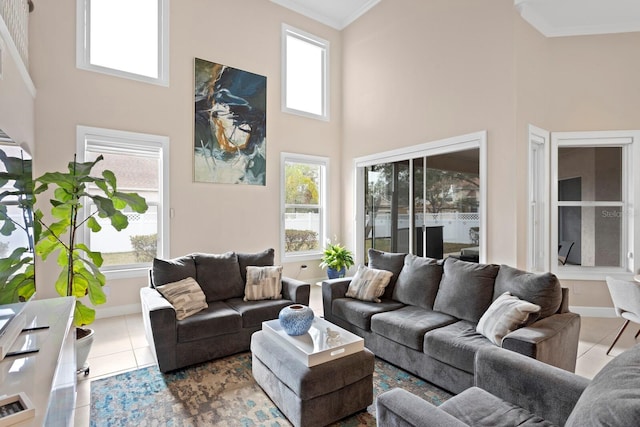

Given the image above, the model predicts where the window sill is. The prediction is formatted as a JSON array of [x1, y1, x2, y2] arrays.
[[103, 266, 150, 281]]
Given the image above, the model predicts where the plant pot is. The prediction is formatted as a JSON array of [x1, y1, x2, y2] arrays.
[[278, 305, 314, 336], [327, 267, 346, 279], [76, 327, 94, 374]]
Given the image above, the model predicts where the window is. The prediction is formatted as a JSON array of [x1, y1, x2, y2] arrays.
[[527, 125, 550, 272], [550, 131, 640, 280], [76, 0, 169, 86], [529, 128, 640, 280], [77, 126, 169, 278], [281, 153, 328, 261], [355, 132, 487, 265], [282, 24, 329, 121]]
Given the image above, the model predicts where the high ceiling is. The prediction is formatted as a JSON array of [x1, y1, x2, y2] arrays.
[[270, 0, 640, 36]]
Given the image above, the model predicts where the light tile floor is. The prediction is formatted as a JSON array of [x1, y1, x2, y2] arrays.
[[74, 285, 639, 426]]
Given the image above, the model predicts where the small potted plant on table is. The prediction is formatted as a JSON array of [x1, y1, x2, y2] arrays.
[[320, 241, 354, 279]]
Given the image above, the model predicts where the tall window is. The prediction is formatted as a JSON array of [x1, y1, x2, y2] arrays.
[[76, 0, 169, 86], [281, 153, 328, 261], [549, 131, 639, 280], [355, 132, 486, 265], [77, 126, 169, 277], [282, 24, 329, 121]]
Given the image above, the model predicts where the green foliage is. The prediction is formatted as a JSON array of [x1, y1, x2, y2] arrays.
[[285, 164, 319, 204], [130, 234, 157, 262], [319, 242, 354, 271], [285, 229, 318, 252], [34, 155, 148, 327]]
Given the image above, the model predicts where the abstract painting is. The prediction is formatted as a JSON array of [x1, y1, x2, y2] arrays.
[[194, 58, 267, 185]]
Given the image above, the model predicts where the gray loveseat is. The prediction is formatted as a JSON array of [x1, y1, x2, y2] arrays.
[[322, 249, 580, 394], [377, 343, 640, 426], [141, 249, 310, 372]]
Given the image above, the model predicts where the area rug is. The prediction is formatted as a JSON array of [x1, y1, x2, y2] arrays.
[[90, 352, 451, 426]]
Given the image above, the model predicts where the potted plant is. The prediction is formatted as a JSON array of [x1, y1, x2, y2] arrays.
[[319, 241, 354, 279], [33, 154, 148, 372]]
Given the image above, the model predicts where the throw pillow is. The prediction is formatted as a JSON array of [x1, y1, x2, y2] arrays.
[[476, 292, 541, 345], [392, 254, 443, 310], [243, 266, 283, 301], [156, 277, 208, 320], [193, 252, 244, 302], [346, 265, 394, 303], [493, 265, 562, 319], [152, 255, 197, 287], [433, 257, 500, 323], [237, 248, 275, 283], [368, 248, 406, 300]]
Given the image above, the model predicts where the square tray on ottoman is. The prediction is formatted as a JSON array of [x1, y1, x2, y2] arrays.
[[251, 329, 374, 427]]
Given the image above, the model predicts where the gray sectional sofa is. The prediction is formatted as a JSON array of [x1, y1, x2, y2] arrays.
[[377, 343, 640, 427], [322, 249, 581, 394], [140, 249, 311, 372]]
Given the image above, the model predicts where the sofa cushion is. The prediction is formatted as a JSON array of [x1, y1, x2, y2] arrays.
[[237, 248, 275, 283], [176, 301, 242, 342], [494, 265, 562, 319], [433, 257, 500, 323], [151, 255, 196, 287], [226, 297, 292, 328], [193, 252, 245, 302], [440, 387, 556, 427], [332, 298, 404, 331], [565, 343, 640, 427], [392, 254, 443, 310], [155, 277, 208, 320], [345, 265, 393, 303], [423, 320, 495, 373], [243, 266, 283, 301], [476, 292, 541, 345], [368, 249, 406, 300], [371, 306, 457, 351]]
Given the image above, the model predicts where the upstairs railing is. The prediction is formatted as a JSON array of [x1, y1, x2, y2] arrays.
[[0, 0, 29, 67]]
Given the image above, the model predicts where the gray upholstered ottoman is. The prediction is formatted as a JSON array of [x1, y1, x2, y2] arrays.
[[251, 330, 374, 427]]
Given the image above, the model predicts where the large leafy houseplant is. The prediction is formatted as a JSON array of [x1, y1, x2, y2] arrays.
[[319, 241, 354, 279], [33, 155, 148, 327]]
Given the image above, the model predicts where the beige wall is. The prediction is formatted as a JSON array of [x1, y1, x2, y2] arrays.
[[28, 0, 342, 311], [14, 1, 640, 313], [341, 0, 518, 264]]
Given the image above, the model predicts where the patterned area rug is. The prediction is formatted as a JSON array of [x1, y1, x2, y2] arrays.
[[90, 352, 451, 426]]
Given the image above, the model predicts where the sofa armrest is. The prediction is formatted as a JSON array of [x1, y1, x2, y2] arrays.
[[321, 278, 352, 322], [140, 287, 178, 372], [281, 277, 310, 305], [377, 388, 468, 427], [475, 346, 588, 426], [502, 312, 581, 372]]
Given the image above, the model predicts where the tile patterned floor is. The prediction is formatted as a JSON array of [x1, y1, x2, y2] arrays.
[[74, 284, 639, 426]]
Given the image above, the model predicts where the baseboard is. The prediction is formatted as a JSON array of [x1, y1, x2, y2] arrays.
[[569, 306, 616, 318], [95, 304, 141, 319]]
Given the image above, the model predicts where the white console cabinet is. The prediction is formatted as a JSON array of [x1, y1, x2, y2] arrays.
[[0, 297, 76, 426]]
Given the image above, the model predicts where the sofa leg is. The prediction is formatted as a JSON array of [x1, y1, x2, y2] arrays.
[[606, 319, 630, 355], [635, 328, 640, 339]]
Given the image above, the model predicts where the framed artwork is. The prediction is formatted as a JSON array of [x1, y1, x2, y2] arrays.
[[194, 58, 267, 185]]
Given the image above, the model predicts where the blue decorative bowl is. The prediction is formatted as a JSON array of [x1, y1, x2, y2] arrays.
[[327, 267, 346, 279], [279, 304, 314, 336]]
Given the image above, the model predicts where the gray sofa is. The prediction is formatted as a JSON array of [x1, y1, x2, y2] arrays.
[[322, 249, 580, 394], [377, 343, 640, 426], [140, 249, 310, 372]]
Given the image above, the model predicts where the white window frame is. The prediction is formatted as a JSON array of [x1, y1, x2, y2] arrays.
[[353, 131, 487, 266], [76, 125, 170, 279], [549, 130, 640, 281], [76, 0, 170, 87], [280, 153, 329, 263], [281, 24, 329, 121], [527, 125, 550, 272]]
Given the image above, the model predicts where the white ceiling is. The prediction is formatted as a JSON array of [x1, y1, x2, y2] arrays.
[[271, 0, 640, 36]]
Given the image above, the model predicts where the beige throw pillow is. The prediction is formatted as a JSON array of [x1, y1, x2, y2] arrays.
[[345, 265, 393, 303], [156, 277, 208, 320], [243, 266, 283, 301], [477, 292, 541, 345]]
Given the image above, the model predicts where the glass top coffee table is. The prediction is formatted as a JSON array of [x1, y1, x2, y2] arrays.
[[261, 316, 364, 367]]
